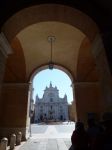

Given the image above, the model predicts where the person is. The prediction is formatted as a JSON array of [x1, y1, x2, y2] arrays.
[[94, 112, 112, 150], [71, 121, 89, 150], [87, 118, 101, 150]]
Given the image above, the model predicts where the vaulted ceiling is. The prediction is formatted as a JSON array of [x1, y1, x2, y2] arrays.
[[1, 1, 111, 83], [16, 22, 85, 78]]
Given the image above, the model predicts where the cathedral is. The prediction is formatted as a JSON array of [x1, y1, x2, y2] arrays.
[[34, 82, 69, 122]]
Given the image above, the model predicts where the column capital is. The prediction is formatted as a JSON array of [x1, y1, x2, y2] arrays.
[[2, 83, 30, 90], [28, 81, 33, 91], [0, 32, 13, 57], [74, 81, 99, 86], [71, 82, 74, 88]]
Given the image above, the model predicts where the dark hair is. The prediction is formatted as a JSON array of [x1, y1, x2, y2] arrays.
[[75, 121, 84, 130], [101, 112, 112, 128]]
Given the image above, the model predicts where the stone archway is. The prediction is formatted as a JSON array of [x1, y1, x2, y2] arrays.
[[30, 64, 74, 83], [29, 64, 75, 123], [2, 4, 98, 42], [0, 4, 111, 139]]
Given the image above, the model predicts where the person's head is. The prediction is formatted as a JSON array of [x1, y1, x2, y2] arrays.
[[87, 118, 95, 127], [75, 121, 84, 131], [101, 112, 112, 130]]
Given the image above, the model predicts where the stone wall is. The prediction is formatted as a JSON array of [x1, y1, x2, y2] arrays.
[[68, 102, 76, 121], [91, 35, 112, 112], [0, 50, 6, 128], [0, 83, 29, 139], [74, 82, 102, 124]]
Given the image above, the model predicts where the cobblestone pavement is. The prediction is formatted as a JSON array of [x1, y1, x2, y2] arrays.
[[16, 122, 75, 150]]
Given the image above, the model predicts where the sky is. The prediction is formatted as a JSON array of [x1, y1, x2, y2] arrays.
[[32, 69, 73, 104]]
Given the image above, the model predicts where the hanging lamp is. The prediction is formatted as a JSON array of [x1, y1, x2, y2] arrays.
[[47, 36, 56, 70]]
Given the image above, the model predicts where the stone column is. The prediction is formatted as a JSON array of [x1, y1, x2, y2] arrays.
[[0, 83, 30, 140], [0, 32, 12, 137], [91, 34, 112, 112], [71, 82, 78, 121], [74, 82, 102, 123], [0, 32, 12, 89], [0, 49, 7, 125], [26, 82, 32, 138]]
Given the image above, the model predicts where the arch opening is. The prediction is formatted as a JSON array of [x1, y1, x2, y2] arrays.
[[28, 66, 76, 137]]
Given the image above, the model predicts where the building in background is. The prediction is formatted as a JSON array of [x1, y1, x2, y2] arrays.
[[34, 82, 69, 122]]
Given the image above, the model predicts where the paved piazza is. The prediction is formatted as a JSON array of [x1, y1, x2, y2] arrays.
[[17, 122, 75, 150]]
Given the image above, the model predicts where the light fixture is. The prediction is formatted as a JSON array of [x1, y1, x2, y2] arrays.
[[48, 36, 56, 70]]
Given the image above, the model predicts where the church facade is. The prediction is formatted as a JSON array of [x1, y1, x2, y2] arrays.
[[34, 83, 69, 122]]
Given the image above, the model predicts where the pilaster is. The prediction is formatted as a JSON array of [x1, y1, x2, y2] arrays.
[[0, 32, 13, 130], [0, 83, 30, 140], [74, 82, 102, 123], [91, 34, 112, 111]]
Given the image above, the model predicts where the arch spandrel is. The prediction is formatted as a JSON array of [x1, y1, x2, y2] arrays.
[[2, 4, 100, 83], [29, 64, 75, 85], [2, 4, 99, 43], [76, 37, 99, 82]]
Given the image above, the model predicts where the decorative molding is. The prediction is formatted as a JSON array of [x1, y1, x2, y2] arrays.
[[2, 83, 30, 90], [0, 32, 13, 57], [3, 83, 29, 86], [71, 82, 75, 88], [75, 81, 99, 86]]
